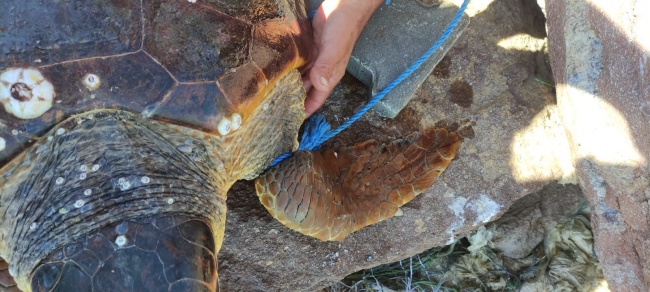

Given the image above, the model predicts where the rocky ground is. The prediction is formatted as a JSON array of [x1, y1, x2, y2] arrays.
[[219, 0, 650, 291]]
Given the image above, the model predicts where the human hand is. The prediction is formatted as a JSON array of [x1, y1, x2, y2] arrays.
[[302, 0, 383, 117]]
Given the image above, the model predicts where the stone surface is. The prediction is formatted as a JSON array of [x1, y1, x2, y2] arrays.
[[546, 0, 650, 291], [489, 182, 585, 259], [308, 0, 470, 118], [219, 0, 573, 290], [348, 0, 470, 118]]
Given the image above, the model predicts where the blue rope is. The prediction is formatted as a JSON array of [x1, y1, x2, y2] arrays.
[[269, 0, 470, 168]]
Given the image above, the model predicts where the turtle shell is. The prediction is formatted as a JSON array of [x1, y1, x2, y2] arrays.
[[0, 0, 312, 168]]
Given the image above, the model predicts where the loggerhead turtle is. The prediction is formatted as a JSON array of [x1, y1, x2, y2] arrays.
[[0, 0, 461, 291]]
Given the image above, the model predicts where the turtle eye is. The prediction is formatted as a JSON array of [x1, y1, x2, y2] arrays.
[[82, 73, 101, 91]]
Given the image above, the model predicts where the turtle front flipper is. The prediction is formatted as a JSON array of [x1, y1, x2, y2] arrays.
[[255, 128, 461, 241]]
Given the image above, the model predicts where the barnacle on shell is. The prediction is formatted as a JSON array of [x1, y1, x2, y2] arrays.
[[217, 117, 232, 136], [0, 68, 55, 119], [82, 73, 101, 91]]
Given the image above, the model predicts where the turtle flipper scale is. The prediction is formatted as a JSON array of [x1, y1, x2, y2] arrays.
[[255, 128, 461, 241]]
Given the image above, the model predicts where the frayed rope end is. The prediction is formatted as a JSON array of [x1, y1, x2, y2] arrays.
[[267, 114, 331, 168], [298, 114, 331, 151]]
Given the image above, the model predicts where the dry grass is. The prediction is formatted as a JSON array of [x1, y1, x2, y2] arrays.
[[326, 201, 607, 292]]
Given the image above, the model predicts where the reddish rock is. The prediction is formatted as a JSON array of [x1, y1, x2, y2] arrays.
[[546, 0, 650, 290]]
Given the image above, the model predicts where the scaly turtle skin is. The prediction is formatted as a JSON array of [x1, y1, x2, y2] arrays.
[[0, 0, 460, 291]]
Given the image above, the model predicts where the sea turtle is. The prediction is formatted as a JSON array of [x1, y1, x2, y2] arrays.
[[0, 0, 461, 291]]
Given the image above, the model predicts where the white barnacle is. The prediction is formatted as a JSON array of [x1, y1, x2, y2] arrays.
[[92, 164, 100, 171], [30, 222, 38, 230], [141, 176, 150, 184], [79, 165, 87, 172], [90, 94, 96, 99], [82, 73, 101, 91], [79, 173, 86, 180], [11, 129, 18, 135], [36, 145, 47, 153], [56, 128, 65, 135], [177, 144, 193, 153], [55, 177, 65, 185], [0, 137, 5, 152], [74, 199, 85, 208], [167, 198, 174, 204], [263, 103, 269, 110], [58, 207, 69, 215], [47, 136, 53, 141], [120, 181, 131, 191], [230, 113, 242, 131], [217, 117, 232, 136], [118, 178, 126, 185], [84, 189, 92, 196], [115, 235, 127, 246], [0, 68, 55, 119]]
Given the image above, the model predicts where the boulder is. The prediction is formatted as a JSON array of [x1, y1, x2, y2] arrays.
[[545, 0, 650, 290], [219, 0, 574, 290], [489, 182, 585, 259]]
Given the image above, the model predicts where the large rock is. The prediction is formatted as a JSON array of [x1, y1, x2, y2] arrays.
[[489, 182, 585, 259], [219, 0, 574, 290], [545, 0, 650, 291]]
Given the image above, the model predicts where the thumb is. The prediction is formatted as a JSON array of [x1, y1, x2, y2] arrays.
[[304, 47, 348, 116], [308, 56, 340, 94]]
